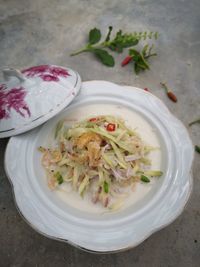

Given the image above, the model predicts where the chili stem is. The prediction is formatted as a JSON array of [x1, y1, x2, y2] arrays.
[[160, 82, 169, 92]]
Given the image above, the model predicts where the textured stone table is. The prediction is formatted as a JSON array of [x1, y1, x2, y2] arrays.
[[0, 0, 200, 266]]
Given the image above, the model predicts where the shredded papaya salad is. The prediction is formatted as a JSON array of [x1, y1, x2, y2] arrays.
[[39, 115, 163, 210]]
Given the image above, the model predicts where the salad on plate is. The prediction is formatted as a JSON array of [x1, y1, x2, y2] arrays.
[[39, 115, 163, 210]]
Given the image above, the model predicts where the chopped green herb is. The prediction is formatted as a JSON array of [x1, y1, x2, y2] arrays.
[[141, 175, 150, 183], [143, 170, 163, 177], [55, 172, 64, 185], [103, 181, 109, 193], [55, 120, 64, 139]]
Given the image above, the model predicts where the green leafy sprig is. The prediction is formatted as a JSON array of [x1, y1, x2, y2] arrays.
[[70, 27, 158, 68], [129, 44, 157, 74]]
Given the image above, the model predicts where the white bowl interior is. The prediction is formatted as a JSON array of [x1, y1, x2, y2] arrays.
[[31, 100, 168, 221]]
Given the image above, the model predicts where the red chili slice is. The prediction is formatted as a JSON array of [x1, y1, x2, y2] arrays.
[[89, 117, 98, 122], [106, 123, 116, 131]]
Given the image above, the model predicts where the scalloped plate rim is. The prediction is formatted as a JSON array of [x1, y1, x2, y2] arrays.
[[4, 80, 194, 253]]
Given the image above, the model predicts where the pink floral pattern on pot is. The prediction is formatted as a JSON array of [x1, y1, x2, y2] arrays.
[[22, 65, 71, 82], [0, 84, 30, 120]]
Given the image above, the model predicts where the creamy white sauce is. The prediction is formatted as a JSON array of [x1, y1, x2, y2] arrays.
[[46, 103, 163, 214]]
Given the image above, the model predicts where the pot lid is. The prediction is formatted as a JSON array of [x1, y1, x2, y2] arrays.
[[0, 65, 81, 138]]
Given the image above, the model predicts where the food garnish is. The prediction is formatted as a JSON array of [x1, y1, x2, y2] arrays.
[[70, 26, 158, 73], [160, 82, 177, 103]]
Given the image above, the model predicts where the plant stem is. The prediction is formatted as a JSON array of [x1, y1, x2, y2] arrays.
[[160, 82, 169, 92], [70, 41, 110, 56], [189, 119, 200, 126], [70, 47, 91, 56], [141, 54, 150, 69], [145, 53, 157, 59]]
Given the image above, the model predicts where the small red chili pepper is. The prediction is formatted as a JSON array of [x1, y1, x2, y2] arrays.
[[160, 82, 177, 103], [89, 117, 98, 122], [106, 123, 116, 131], [121, 56, 133, 67], [144, 88, 149, 92], [167, 91, 177, 102]]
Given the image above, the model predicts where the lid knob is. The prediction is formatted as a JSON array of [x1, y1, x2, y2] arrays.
[[3, 68, 26, 82]]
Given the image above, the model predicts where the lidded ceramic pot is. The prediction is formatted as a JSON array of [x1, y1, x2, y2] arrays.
[[0, 65, 81, 138]]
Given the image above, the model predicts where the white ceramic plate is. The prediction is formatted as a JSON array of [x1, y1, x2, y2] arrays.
[[5, 81, 194, 253]]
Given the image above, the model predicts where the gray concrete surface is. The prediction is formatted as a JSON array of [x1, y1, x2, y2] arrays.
[[0, 0, 200, 266]]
